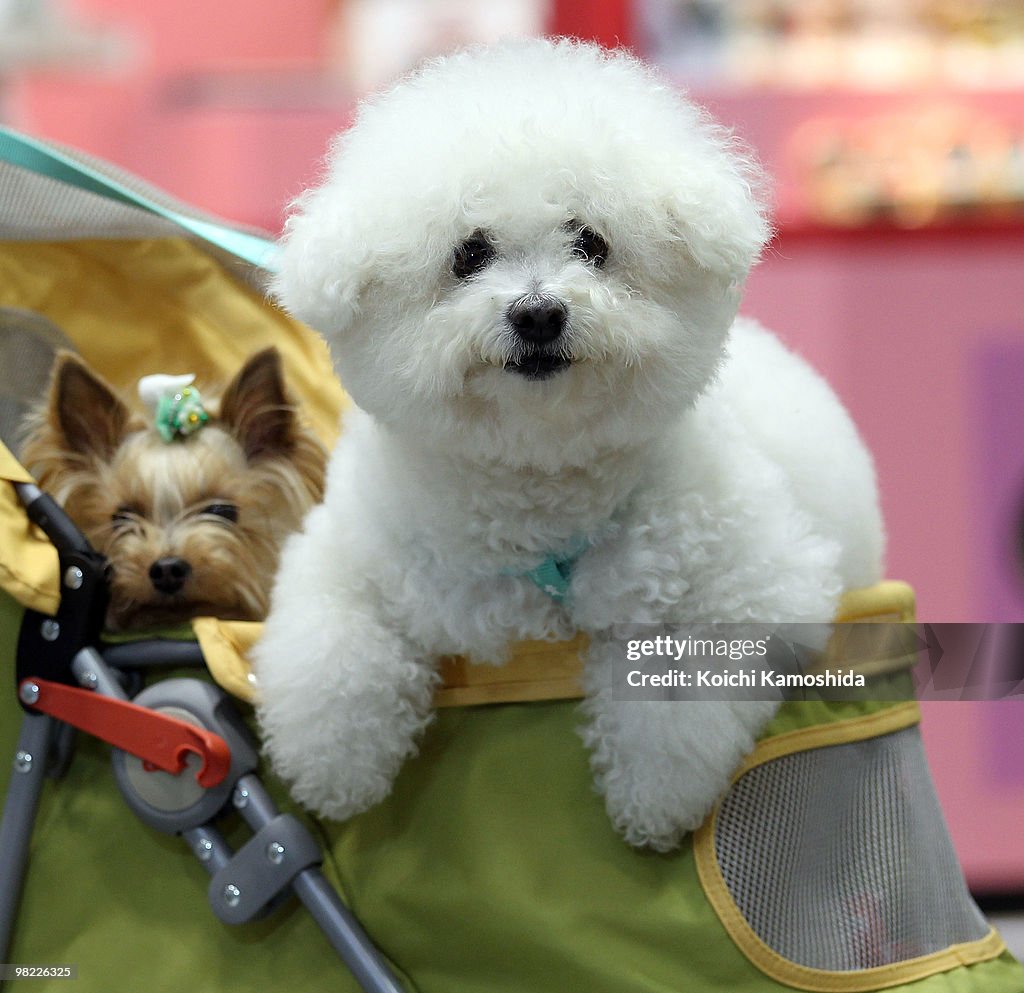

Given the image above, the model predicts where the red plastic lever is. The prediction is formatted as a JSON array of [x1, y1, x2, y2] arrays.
[[21, 678, 231, 788]]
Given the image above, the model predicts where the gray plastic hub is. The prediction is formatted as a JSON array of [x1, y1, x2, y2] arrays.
[[110, 678, 259, 833]]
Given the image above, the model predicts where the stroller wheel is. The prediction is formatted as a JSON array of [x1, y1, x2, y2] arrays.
[[110, 678, 259, 834]]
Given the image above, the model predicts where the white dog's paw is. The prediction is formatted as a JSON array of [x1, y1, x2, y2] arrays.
[[581, 697, 779, 852], [252, 576, 437, 821]]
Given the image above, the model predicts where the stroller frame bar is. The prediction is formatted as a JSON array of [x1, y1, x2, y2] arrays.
[[0, 711, 54, 962], [1, 479, 405, 993]]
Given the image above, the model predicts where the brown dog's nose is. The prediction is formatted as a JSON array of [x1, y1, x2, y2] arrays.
[[149, 556, 192, 595]]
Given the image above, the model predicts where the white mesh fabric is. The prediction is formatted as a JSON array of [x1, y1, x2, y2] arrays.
[[713, 725, 989, 971]]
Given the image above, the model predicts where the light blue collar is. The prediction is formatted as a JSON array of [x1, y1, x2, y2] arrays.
[[509, 535, 590, 604]]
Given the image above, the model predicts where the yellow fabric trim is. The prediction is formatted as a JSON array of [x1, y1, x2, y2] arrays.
[[200, 582, 917, 706], [834, 581, 915, 624], [192, 617, 263, 703], [431, 582, 918, 708], [824, 582, 919, 679], [693, 705, 1007, 991], [732, 700, 921, 779], [435, 634, 589, 707], [0, 440, 60, 615], [0, 441, 33, 484]]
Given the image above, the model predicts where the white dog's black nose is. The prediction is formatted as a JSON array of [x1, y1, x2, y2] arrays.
[[507, 295, 568, 345]]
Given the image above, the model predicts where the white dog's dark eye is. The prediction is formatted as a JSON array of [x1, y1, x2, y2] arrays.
[[203, 503, 239, 523], [570, 225, 609, 268], [453, 232, 495, 279]]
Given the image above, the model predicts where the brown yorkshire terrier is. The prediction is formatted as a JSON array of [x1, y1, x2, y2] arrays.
[[22, 347, 327, 632]]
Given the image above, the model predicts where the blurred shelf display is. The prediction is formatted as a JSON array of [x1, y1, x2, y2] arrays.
[[327, 0, 550, 94], [639, 0, 1024, 90], [632, 0, 1024, 232], [160, 66, 355, 112], [0, 0, 131, 74], [788, 102, 1024, 229]]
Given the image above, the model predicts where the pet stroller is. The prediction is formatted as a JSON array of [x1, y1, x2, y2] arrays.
[[1, 127, 1022, 993]]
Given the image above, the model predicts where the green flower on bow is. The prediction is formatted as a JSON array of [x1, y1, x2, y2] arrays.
[[138, 373, 210, 443]]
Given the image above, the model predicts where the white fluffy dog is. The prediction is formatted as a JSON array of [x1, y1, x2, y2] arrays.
[[254, 38, 883, 852]]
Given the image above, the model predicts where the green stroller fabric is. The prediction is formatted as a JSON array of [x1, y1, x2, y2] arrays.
[[3, 589, 1023, 993]]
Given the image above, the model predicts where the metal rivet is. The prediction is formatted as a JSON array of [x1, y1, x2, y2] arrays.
[[232, 785, 249, 809], [266, 841, 285, 865], [19, 682, 40, 706], [222, 883, 241, 907], [63, 566, 84, 591], [14, 750, 33, 773], [40, 619, 60, 642], [79, 671, 98, 690], [194, 838, 214, 863]]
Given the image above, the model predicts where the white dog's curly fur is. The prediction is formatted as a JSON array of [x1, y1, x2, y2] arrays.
[[253, 38, 884, 851]]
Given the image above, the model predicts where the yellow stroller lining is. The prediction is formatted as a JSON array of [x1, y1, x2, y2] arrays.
[[0, 131, 402, 991], [2, 131, 1022, 993]]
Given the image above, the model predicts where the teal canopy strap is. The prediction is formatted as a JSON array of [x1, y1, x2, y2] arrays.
[[513, 536, 590, 604], [0, 126, 278, 271]]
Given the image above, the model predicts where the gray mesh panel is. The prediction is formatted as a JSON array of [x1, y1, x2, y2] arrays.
[[713, 725, 989, 971], [0, 136, 272, 240], [0, 165, 184, 243], [0, 308, 75, 456], [0, 147, 271, 290]]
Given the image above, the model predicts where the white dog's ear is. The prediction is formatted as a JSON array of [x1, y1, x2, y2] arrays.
[[271, 183, 373, 339], [675, 202, 771, 284], [651, 106, 774, 284], [667, 166, 773, 284]]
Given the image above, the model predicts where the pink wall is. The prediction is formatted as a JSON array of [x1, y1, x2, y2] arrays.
[[7, 0, 341, 229], [704, 88, 1024, 623], [744, 225, 1024, 623], [919, 701, 1024, 893]]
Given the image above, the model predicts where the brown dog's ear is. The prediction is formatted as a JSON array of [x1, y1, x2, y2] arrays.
[[49, 352, 131, 462], [219, 347, 296, 461]]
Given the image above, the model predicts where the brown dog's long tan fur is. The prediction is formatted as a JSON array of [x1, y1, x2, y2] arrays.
[[22, 348, 326, 631]]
